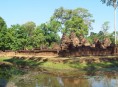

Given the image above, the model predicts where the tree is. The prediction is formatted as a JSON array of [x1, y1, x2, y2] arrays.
[[8, 22, 36, 50], [39, 22, 60, 47], [88, 32, 98, 43], [32, 26, 45, 48], [101, 0, 118, 6], [21, 21, 36, 50], [22, 21, 36, 37], [73, 8, 94, 30], [8, 24, 22, 50], [8, 23, 44, 50], [88, 22, 110, 43], [101, 21, 110, 37], [51, 7, 94, 35], [64, 16, 88, 36], [0, 17, 8, 51], [101, 0, 118, 44]]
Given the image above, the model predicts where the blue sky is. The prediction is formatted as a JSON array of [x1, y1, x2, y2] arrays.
[[0, 0, 117, 33]]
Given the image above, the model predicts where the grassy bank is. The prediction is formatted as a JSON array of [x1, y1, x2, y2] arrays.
[[0, 56, 118, 71], [0, 56, 118, 81], [0, 57, 74, 70]]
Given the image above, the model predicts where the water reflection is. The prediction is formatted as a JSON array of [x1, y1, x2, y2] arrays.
[[5, 71, 118, 87]]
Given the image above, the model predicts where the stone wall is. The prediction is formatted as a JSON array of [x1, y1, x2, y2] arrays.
[[0, 45, 118, 57], [0, 50, 58, 57], [59, 45, 118, 57]]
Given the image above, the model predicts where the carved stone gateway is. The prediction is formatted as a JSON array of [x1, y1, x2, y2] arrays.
[[69, 31, 79, 47], [60, 33, 70, 50], [101, 38, 111, 49], [79, 35, 90, 46]]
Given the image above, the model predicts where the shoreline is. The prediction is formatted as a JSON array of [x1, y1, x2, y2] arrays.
[[0, 56, 118, 81], [0, 56, 118, 71]]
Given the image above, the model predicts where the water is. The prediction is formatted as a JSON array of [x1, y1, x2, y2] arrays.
[[2, 70, 118, 87]]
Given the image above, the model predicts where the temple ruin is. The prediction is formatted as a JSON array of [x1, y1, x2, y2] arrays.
[[59, 32, 118, 57], [14, 31, 118, 57]]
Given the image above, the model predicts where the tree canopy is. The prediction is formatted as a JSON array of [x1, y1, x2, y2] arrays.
[[101, 0, 118, 6], [0, 17, 8, 51], [0, 7, 116, 51], [51, 7, 94, 35]]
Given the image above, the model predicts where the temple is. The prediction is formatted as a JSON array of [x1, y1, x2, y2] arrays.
[[16, 31, 118, 57], [59, 31, 118, 57]]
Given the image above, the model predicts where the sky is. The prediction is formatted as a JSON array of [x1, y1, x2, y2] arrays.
[[0, 0, 117, 33]]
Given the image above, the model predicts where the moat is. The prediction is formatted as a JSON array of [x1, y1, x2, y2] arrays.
[[0, 55, 118, 87], [1, 68, 118, 87]]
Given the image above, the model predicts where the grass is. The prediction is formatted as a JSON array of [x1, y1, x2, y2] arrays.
[[1, 56, 118, 84], [70, 63, 87, 69], [0, 57, 74, 70], [41, 61, 74, 70], [1, 56, 118, 82], [1, 56, 118, 87], [70, 61, 118, 71], [1, 56, 118, 71], [0, 57, 11, 62], [3, 57, 44, 68], [0, 66, 25, 79]]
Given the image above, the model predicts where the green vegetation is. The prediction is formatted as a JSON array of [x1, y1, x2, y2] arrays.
[[0, 57, 73, 70], [0, 57, 11, 62], [0, 7, 118, 51], [41, 62, 73, 70], [1, 57, 118, 71], [0, 2, 118, 86], [1, 56, 118, 83], [0, 7, 93, 51], [101, 0, 118, 6], [0, 66, 25, 80], [88, 21, 115, 43], [51, 7, 94, 35], [70, 61, 118, 71], [0, 7, 117, 51]]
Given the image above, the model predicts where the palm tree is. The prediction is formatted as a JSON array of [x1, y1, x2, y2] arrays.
[[101, 0, 118, 44]]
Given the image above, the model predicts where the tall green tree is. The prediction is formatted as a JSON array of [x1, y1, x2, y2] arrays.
[[101, 0, 118, 6], [101, 0, 118, 44], [22, 21, 36, 37], [39, 22, 60, 47], [73, 8, 94, 30], [64, 16, 88, 36], [8, 23, 44, 50], [101, 21, 110, 37], [8, 24, 22, 50], [32, 26, 45, 48], [8, 22, 37, 50], [88, 21, 110, 43], [0, 17, 8, 51], [51, 7, 94, 36], [21, 21, 36, 50]]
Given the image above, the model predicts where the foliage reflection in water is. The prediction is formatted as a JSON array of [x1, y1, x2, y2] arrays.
[[3, 70, 118, 87]]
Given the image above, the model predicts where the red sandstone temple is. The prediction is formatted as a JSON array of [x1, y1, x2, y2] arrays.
[[17, 31, 118, 57]]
